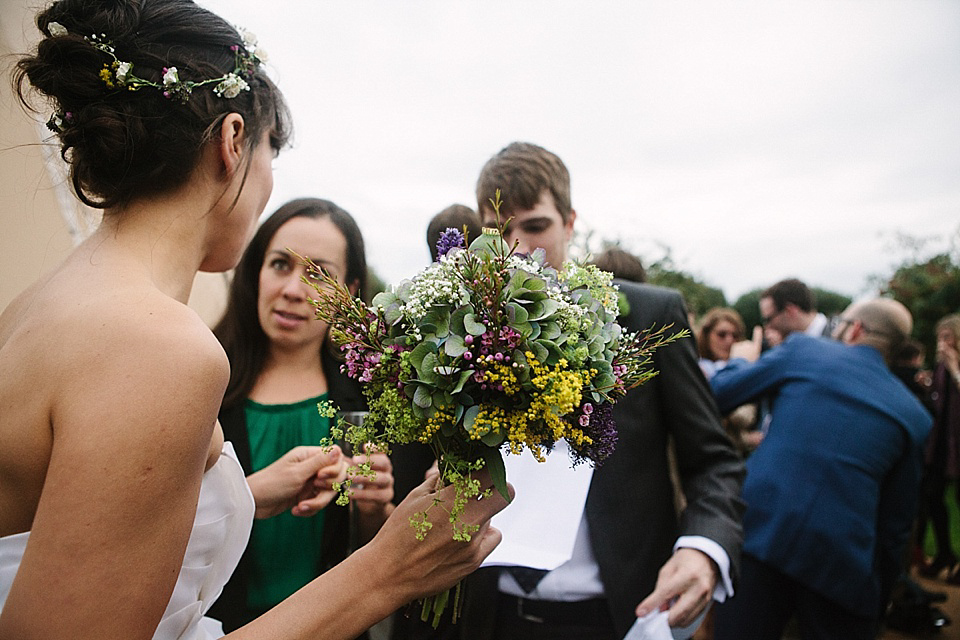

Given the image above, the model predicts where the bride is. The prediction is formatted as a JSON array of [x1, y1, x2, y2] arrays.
[[0, 1, 508, 639]]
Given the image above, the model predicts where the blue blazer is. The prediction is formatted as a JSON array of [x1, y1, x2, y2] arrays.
[[712, 334, 932, 616]]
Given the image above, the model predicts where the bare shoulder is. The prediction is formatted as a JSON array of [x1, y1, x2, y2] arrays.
[[55, 289, 229, 449], [0, 279, 231, 636], [0, 280, 228, 528], [57, 287, 227, 395], [1, 274, 228, 449]]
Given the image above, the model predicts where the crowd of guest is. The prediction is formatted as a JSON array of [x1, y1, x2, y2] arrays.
[[682, 278, 958, 639]]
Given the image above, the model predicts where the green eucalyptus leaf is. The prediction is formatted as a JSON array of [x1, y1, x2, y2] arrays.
[[450, 305, 470, 335], [371, 290, 397, 308], [482, 447, 511, 502], [540, 339, 563, 364], [403, 382, 417, 400], [452, 369, 473, 394], [588, 337, 605, 356], [506, 270, 527, 294], [383, 304, 403, 326], [444, 334, 468, 357], [530, 341, 548, 363], [420, 353, 440, 383], [514, 321, 533, 338], [394, 280, 414, 301], [528, 322, 541, 340], [523, 276, 547, 291], [462, 405, 481, 434], [540, 321, 561, 340], [410, 341, 438, 373], [481, 428, 505, 447], [413, 384, 433, 409], [464, 313, 487, 336], [594, 372, 616, 391], [594, 359, 613, 376], [530, 299, 560, 321], [433, 310, 450, 337], [505, 301, 529, 324]]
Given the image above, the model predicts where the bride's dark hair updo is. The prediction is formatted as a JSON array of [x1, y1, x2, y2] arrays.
[[15, 0, 292, 209]]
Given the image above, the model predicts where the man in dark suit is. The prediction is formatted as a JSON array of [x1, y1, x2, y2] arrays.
[[452, 141, 745, 640], [711, 298, 933, 639]]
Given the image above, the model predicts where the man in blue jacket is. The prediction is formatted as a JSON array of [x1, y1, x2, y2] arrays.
[[711, 298, 933, 639]]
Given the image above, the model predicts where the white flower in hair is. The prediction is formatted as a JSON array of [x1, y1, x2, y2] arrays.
[[162, 66, 179, 87], [241, 29, 258, 50], [214, 73, 249, 99], [48, 22, 68, 37], [80, 27, 264, 102], [116, 61, 133, 84]]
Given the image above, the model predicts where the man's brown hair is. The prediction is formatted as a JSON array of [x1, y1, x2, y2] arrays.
[[476, 141, 572, 222]]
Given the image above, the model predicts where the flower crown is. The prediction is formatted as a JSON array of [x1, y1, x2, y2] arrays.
[[45, 21, 266, 132]]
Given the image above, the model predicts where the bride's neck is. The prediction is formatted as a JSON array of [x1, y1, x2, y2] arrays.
[[87, 188, 216, 304]]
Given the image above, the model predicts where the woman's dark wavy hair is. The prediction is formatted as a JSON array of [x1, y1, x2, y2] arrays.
[[214, 198, 368, 409], [15, 0, 291, 209]]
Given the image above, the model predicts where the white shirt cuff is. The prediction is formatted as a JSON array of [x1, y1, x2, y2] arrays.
[[674, 535, 734, 602]]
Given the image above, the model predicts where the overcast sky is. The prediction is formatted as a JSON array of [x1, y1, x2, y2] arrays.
[[201, 0, 960, 302]]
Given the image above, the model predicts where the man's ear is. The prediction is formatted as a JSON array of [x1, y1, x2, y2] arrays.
[[564, 208, 577, 242], [218, 113, 247, 177], [848, 320, 866, 344]]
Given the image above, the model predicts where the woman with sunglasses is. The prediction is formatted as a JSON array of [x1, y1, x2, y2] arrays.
[[697, 308, 762, 454]]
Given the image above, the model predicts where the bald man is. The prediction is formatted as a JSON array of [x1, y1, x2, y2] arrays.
[[710, 298, 932, 640]]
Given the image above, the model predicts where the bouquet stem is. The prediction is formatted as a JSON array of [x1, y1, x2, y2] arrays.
[[420, 580, 463, 628]]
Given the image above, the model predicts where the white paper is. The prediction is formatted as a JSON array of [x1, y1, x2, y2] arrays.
[[623, 605, 709, 640], [481, 439, 593, 569], [623, 610, 672, 640]]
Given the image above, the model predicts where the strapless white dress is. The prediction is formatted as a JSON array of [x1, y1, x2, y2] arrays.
[[0, 441, 255, 640]]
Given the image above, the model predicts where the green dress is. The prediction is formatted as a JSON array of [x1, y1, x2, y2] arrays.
[[244, 394, 330, 610]]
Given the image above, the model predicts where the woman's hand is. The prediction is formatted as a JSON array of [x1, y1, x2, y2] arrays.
[[424, 459, 440, 484], [730, 326, 763, 363], [348, 446, 396, 542], [363, 468, 513, 601], [237, 469, 514, 639], [938, 340, 960, 378], [247, 445, 347, 519]]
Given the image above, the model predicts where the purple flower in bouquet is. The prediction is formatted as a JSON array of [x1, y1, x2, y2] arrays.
[[434, 227, 466, 259]]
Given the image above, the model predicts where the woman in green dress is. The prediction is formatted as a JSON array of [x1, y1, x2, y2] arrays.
[[210, 198, 394, 632]]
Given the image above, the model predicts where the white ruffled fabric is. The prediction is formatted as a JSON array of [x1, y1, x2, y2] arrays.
[[0, 441, 254, 640]]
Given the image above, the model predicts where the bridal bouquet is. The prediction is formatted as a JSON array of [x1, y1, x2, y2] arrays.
[[306, 193, 685, 624]]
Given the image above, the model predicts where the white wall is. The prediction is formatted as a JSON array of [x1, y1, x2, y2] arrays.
[[0, 1, 228, 325]]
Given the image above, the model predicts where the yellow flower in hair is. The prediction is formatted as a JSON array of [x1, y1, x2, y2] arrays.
[[99, 66, 115, 89]]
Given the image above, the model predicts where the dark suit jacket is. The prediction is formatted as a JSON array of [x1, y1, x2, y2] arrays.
[[207, 357, 366, 633], [455, 281, 746, 639], [712, 334, 932, 616]]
